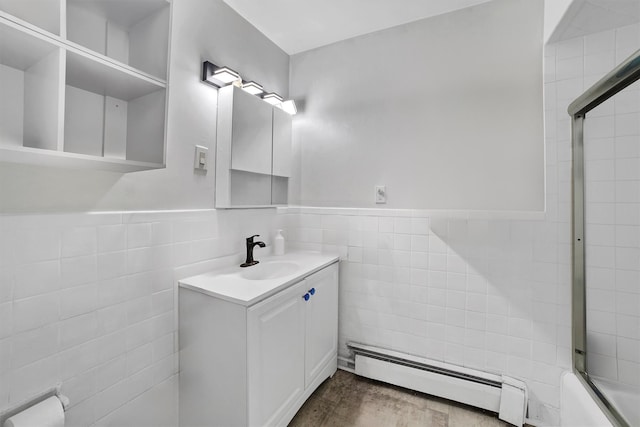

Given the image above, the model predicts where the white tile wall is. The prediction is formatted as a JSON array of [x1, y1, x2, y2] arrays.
[[0, 208, 283, 426], [283, 206, 569, 424], [553, 23, 640, 392]]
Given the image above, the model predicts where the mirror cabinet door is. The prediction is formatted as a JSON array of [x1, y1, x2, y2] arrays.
[[215, 86, 292, 207], [231, 87, 273, 175], [272, 108, 292, 205], [229, 87, 273, 206]]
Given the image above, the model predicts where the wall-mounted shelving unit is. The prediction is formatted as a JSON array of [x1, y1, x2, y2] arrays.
[[0, 0, 170, 173]]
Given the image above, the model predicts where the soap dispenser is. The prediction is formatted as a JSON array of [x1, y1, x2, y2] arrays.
[[274, 229, 285, 256]]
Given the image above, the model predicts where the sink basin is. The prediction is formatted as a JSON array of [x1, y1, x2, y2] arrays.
[[240, 261, 300, 280]]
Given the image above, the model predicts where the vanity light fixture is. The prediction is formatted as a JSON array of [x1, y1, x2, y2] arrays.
[[281, 100, 297, 115], [202, 61, 241, 87], [262, 92, 283, 106], [241, 81, 264, 96]]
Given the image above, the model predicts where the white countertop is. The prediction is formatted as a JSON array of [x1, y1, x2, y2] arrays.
[[178, 251, 340, 306]]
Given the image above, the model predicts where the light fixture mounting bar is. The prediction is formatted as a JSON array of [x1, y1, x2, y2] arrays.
[[202, 61, 241, 88]]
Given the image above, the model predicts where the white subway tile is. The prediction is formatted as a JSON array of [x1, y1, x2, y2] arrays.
[[411, 250, 429, 269], [616, 203, 640, 225], [127, 223, 152, 249], [394, 218, 411, 234], [616, 270, 640, 294], [14, 228, 60, 264], [60, 313, 98, 349], [589, 353, 618, 381], [556, 56, 583, 81], [151, 222, 173, 246], [59, 340, 100, 381], [618, 360, 640, 386], [61, 255, 98, 288], [62, 227, 97, 258], [60, 369, 95, 407], [14, 260, 60, 300], [361, 231, 379, 249], [126, 296, 153, 325], [394, 234, 411, 251], [361, 217, 378, 232], [13, 294, 58, 333], [378, 217, 394, 233], [126, 344, 153, 376], [615, 181, 640, 204], [9, 356, 58, 404], [96, 330, 126, 364], [60, 283, 98, 320], [152, 312, 174, 339], [411, 218, 429, 235], [125, 320, 154, 350], [615, 247, 640, 270], [615, 135, 640, 158], [152, 333, 174, 362], [98, 225, 126, 253], [557, 37, 584, 59], [94, 356, 126, 392], [97, 304, 128, 335], [11, 323, 59, 369]]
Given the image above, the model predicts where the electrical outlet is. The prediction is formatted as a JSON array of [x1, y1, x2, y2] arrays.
[[375, 185, 387, 204], [194, 145, 208, 170]]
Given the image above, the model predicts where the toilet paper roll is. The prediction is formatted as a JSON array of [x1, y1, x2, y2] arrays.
[[4, 396, 64, 427]]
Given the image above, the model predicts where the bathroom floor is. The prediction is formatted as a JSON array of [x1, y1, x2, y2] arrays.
[[289, 370, 510, 427]]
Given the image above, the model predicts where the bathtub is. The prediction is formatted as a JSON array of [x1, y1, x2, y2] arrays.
[[560, 372, 612, 427]]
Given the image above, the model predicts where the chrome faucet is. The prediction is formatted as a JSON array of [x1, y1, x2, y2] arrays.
[[241, 234, 266, 267]]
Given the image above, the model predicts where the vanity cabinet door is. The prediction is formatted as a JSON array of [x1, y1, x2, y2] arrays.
[[304, 263, 339, 388], [247, 280, 306, 426]]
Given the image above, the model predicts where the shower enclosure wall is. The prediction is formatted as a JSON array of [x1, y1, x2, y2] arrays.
[[570, 48, 640, 427]]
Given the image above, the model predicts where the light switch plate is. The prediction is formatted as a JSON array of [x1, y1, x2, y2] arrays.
[[375, 185, 386, 204], [194, 145, 208, 170]]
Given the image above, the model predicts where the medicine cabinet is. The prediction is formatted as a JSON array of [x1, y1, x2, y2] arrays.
[[215, 85, 292, 208], [0, 0, 170, 172]]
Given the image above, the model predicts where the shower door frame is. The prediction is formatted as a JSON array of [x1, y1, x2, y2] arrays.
[[569, 49, 640, 427]]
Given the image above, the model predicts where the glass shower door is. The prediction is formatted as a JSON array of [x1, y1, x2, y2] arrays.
[[574, 51, 640, 427]]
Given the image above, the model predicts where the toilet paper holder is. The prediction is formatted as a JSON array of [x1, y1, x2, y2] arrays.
[[0, 384, 70, 426]]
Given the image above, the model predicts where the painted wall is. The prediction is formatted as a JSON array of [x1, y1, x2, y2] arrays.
[[289, 0, 545, 211], [0, 0, 289, 214]]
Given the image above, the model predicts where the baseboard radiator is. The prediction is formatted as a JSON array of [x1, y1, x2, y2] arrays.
[[348, 342, 528, 427]]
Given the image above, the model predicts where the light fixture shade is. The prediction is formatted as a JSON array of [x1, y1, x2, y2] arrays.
[[262, 92, 283, 106], [202, 61, 241, 87], [241, 81, 264, 96], [281, 100, 297, 115]]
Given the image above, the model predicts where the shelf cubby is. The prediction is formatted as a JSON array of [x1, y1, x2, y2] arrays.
[[0, 20, 63, 152], [64, 50, 166, 164], [66, 0, 170, 80]]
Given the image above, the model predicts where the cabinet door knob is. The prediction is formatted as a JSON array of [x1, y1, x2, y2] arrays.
[[303, 293, 310, 301], [309, 288, 316, 295]]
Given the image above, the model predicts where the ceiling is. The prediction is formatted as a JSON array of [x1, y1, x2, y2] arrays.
[[549, 0, 640, 42], [222, 0, 493, 55]]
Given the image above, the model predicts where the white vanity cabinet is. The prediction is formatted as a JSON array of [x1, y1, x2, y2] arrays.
[[179, 255, 339, 427]]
